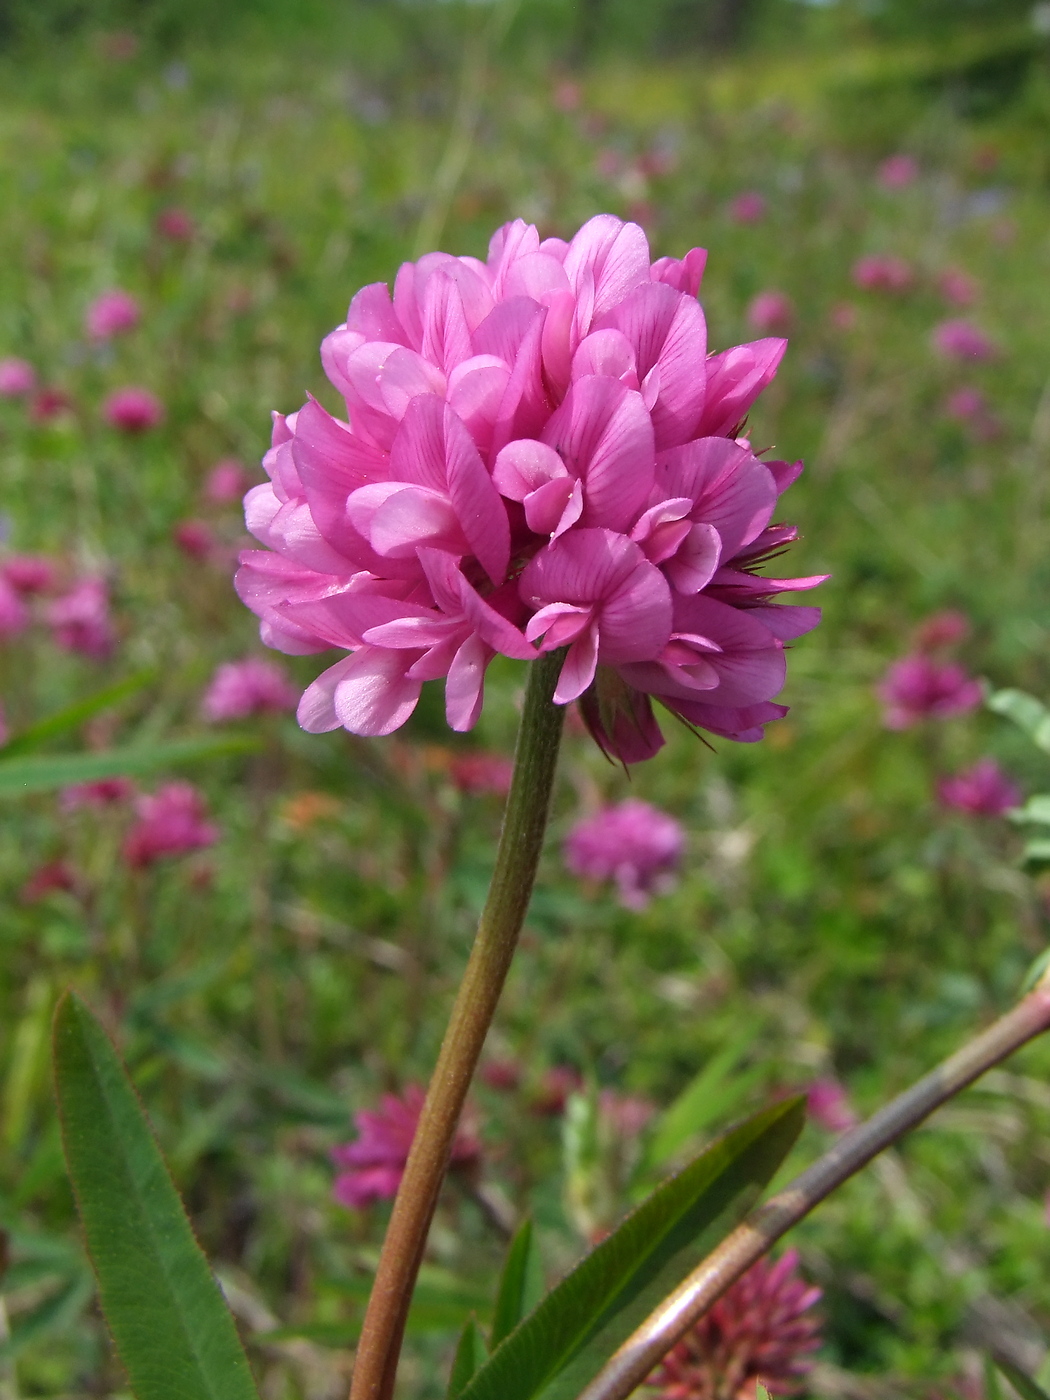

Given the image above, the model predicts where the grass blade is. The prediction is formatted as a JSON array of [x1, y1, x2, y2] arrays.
[[0, 670, 155, 758], [52, 992, 260, 1400], [994, 1359, 1050, 1400], [490, 1219, 544, 1349], [447, 1315, 488, 1399], [0, 735, 258, 798]]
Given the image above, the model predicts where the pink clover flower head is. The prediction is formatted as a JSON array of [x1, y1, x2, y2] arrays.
[[932, 319, 996, 361], [564, 797, 684, 909], [156, 207, 195, 242], [102, 386, 164, 433], [877, 153, 919, 189], [60, 777, 135, 812], [851, 255, 912, 294], [45, 578, 115, 659], [234, 215, 823, 763], [806, 1079, 858, 1133], [173, 519, 216, 560], [85, 289, 140, 340], [0, 577, 29, 638], [937, 268, 979, 308], [943, 387, 986, 423], [912, 608, 970, 652], [877, 654, 982, 729], [647, 1248, 822, 1398], [746, 290, 793, 334], [0, 357, 36, 398], [202, 657, 298, 722], [332, 1085, 481, 1209], [531, 1065, 584, 1116], [31, 387, 73, 424], [204, 458, 250, 504], [599, 1088, 656, 1137], [728, 192, 766, 225], [828, 302, 857, 332], [123, 781, 219, 867], [449, 750, 514, 795], [938, 758, 1020, 818], [2, 553, 57, 594]]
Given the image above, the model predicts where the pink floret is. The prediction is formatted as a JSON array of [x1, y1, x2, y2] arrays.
[[2, 554, 57, 594], [60, 778, 135, 812], [564, 798, 684, 909], [204, 458, 249, 504], [123, 782, 219, 867], [0, 357, 36, 397], [85, 290, 140, 340], [728, 191, 766, 224], [931, 319, 996, 361], [201, 657, 298, 722], [852, 255, 912, 294], [877, 154, 919, 189], [807, 1078, 858, 1133], [878, 653, 982, 729], [102, 386, 164, 433], [45, 578, 115, 659], [746, 290, 793, 333], [938, 758, 1020, 817]]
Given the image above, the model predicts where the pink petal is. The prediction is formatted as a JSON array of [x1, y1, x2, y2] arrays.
[[650, 247, 707, 297], [447, 355, 511, 455], [525, 476, 583, 538], [656, 438, 777, 559], [298, 655, 360, 732], [346, 282, 411, 344], [555, 625, 600, 704], [445, 632, 492, 730], [492, 439, 568, 499], [502, 252, 572, 305], [526, 601, 593, 647], [571, 328, 638, 387], [488, 219, 541, 291], [562, 215, 652, 328], [542, 377, 655, 533], [321, 326, 367, 399], [696, 337, 786, 438], [602, 282, 707, 449], [332, 645, 423, 735], [421, 270, 474, 376], [664, 522, 722, 593]]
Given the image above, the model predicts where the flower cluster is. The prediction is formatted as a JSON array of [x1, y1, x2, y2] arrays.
[[122, 782, 219, 867], [564, 797, 684, 908], [201, 656, 297, 722], [236, 215, 824, 763]]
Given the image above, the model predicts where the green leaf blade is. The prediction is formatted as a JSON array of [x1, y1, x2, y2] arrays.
[[994, 1358, 1050, 1400], [458, 1097, 805, 1400], [490, 1219, 544, 1350], [988, 689, 1050, 754], [53, 992, 260, 1400], [447, 1315, 488, 1400], [0, 670, 155, 758], [0, 735, 258, 798]]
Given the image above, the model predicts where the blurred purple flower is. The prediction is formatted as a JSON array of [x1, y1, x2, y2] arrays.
[[728, 192, 766, 224], [564, 798, 684, 909], [46, 578, 115, 659], [173, 519, 216, 561], [31, 387, 73, 424], [20, 860, 77, 903], [204, 458, 249, 505], [530, 1065, 584, 1116], [938, 758, 1020, 817], [155, 207, 195, 242], [202, 657, 297, 722], [828, 302, 858, 331], [0, 577, 29, 638], [480, 1058, 522, 1091], [851, 255, 912, 294], [102, 386, 164, 433], [937, 268, 979, 308], [60, 777, 135, 812], [807, 1079, 858, 1133], [123, 782, 219, 867], [85, 290, 140, 341], [332, 1085, 481, 1209], [2, 553, 57, 594], [0, 357, 36, 397], [877, 654, 982, 729], [647, 1248, 822, 1399], [877, 154, 918, 189], [912, 608, 970, 652], [599, 1088, 656, 1137], [943, 388, 986, 423], [746, 290, 793, 334], [932, 319, 996, 361], [449, 751, 514, 796]]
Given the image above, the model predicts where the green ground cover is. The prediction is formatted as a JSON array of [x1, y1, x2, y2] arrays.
[[2, 9, 1050, 1395]]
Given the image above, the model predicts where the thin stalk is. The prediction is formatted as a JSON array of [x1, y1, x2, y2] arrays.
[[349, 651, 566, 1400], [577, 973, 1050, 1400]]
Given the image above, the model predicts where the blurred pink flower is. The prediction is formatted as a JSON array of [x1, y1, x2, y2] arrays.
[[938, 758, 1020, 817], [728, 192, 766, 225], [564, 798, 684, 909], [552, 79, 582, 112], [31, 387, 73, 423], [877, 154, 918, 189], [0, 357, 36, 397], [851, 255, 912, 294], [201, 657, 297, 721], [746, 290, 793, 334], [45, 578, 115, 659], [480, 1058, 522, 1091], [932, 319, 996, 361], [2, 554, 57, 594], [173, 519, 216, 560], [449, 751, 514, 796], [912, 609, 970, 652], [20, 860, 77, 903], [123, 782, 219, 867], [807, 1079, 858, 1133], [531, 1065, 584, 1116], [937, 268, 979, 308], [155, 207, 195, 242], [85, 290, 140, 340], [647, 1248, 822, 1399], [0, 577, 29, 637], [599, 1088, 656, 1137], [0, 701, 7, 746], [103, 386, 164, 433], [828, 302, 858, 331], [332, 1084, 481, 1209], [877, 654, 982, 729], [60, 777, 135, 811], [204, 458, 249, 504], [235, 214, 822, 764], [943, 388, 986, 423]]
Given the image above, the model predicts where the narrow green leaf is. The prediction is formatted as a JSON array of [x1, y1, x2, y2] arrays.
[[448, 1315, 488, 1399], [0, 670, 155, 759], [643, 1025, 762, 1170], [1010, 795, 1050, 826], [1021, 838, 1050, 870], [52, 992, 260, 1400], [988, 689, 1050, 754], [994, 1358, 1050, 1400], [491, 1220, 544, 1349], [0, 734, 258, 798], [458, 1097, 805, 1400], [0, 1273, 94, 1360]]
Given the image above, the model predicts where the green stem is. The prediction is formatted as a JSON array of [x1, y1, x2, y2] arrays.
[[349, 651, 566, 1400]]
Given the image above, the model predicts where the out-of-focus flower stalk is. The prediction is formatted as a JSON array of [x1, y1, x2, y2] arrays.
[[349, 647, 566, 1400]]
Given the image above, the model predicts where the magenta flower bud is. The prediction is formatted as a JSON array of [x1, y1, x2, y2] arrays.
[[204, 458, 249, 504], [877, 153, 918, 189], [85, 289, 140, 340], [807, 1079, 858, 1133], [2, 553, 57, 594], [0, 357, 36, 397], [931, 319, 996, 361], [201, 657, 297, 722], [728, 191, 766, 224], [938, 758, 1021, 818], [122, 782, 219, 867], [877, 653, 982, 729], [564, 798, 684, 909], [102, 386, 164, 433], [746, 290, 793, 333], [45, 578, 115, 659], [851, 254, 913, 293]]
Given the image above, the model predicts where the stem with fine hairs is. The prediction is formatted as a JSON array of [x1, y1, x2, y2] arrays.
[[576, 970, 1050, 1400], [349, 650, 566, 1400]]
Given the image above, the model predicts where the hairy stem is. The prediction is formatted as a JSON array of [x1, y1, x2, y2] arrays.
[[349, 652, 566, 1400], [576, 973, 1050, 1400]]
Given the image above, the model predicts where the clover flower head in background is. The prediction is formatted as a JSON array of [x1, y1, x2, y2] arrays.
[[204, 458, 250, 505], [807, 1078, 858, 1133], [938, 758, 1020, 818], [564, 797, 684, 909], [0, 357, 36, 398], [727, 192, 766, 225], [911, 608, 970, 653], [235, 214, 825, 763], [937, 268, 979, 308], [31, 387, 74, 424], [647, 1249, 822, 1400], [155, 207, 196, 242], [60, 777, 136, 812], [123, 782, 219, 867], [45, 578, 115, 659], [2, 553, 57, 595], [851, 255, 912, 294], [746, 290, 793, 334], [85, 289, 140, 341], [201, 656, 298, 722], [103, 386, 164, 433], [0, 577, 29, 638], [173, 519, 217, 560], [877, 654, 982, 729], [449, 751, 514, 796], [931, 319, 996, 362], [332, 1084, 481, 1209], [877, 153, 918, 189]]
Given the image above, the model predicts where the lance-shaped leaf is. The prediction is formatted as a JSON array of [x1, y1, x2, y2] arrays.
[[642, 1024, 763, 1172], [994, 1358, 1050, 1400], [52, 992, 260, 1400], [491, 1219, 545, 1349], [0, 734, 257, 798], [0, 670, 155, 758], [1010, 796, 1050, 827], [447, 1315, 488, 1399], [456, 1097, 804, 1400]]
